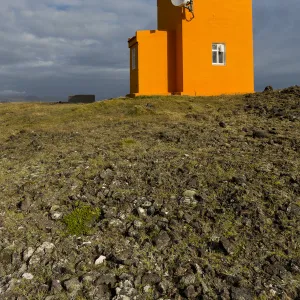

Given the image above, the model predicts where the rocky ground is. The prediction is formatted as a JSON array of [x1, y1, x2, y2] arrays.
[[0, 86, 299, 299]]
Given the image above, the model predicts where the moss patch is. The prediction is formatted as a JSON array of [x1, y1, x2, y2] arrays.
[[63, 205, 100, 236]]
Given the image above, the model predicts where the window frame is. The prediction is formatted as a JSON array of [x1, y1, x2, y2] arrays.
[[131, 47, 136, 70], [212, 43, 226, 66]]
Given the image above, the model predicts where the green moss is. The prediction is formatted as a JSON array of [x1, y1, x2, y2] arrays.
[[63, 205, 100, 236], [121, 138, 137, 145]]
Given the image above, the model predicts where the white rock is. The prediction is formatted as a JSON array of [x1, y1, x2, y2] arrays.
[[29, 255, 40, 265], [133, 220, 143, 229], [82, 241, 92, 246], [95, 255, 106, 265], [141, 201, 152, 208], [23, 247, 34, 261], [143, 285, 152, 293], [51, 212, 62, 220], [113, 295, 131, 300], [19, 264, 27, 274], [22, 273, 34, 280], [137, 207, 146, 218], [36, 242, 55, 254], [109, 219, 123, 227], [182, 198, 191, 205]]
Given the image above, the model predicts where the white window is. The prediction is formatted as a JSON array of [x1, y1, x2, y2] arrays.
[[212, 43, 226, 65], [131, 47, 136, 70]]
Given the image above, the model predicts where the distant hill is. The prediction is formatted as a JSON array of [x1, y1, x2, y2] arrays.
[[0, 95, 64, 103]]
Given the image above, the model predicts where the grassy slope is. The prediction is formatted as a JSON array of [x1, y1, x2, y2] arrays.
[[0, 89, 299, 299]]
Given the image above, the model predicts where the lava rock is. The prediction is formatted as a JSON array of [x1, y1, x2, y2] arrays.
[[263, 85, 273, 92], [219, 121, 227, 128]]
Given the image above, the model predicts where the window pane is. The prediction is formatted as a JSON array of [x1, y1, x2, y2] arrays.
[[212, 52, 217, 64], [218, 52, 224, 64], [212, 44, 217, 50], [132, 48, 136, 70]]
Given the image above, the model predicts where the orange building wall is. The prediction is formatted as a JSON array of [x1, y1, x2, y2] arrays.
[[129, 30, 175, 95], [180, 0, 254, 95], [128, 0, 254, 97]]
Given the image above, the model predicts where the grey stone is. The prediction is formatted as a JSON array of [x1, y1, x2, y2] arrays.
[[51, 279, 63, 294], [19, 198, 31, 211], [180, 273, 196, 287], [287, 203, 300, 217], [113, 296, 131, 300], [147, 206, 156, 216], [63, 277, 82, 294], [100, 168, 114, 180], [88, 284, 112, 300], [231, 287, 254, 300], [184, 285, 197, 298], [220, 237, 235, 255], [81, 274, 94, 285], [183, 190, 197, 199], [29, 253, 40, 265], [142, 272, 161, 285], [154, 231, 170, 249], [115, 280, 137, 298], [133, 220, 143, 229], [95, 273, 116, 287], [157, 281, 169, 294]]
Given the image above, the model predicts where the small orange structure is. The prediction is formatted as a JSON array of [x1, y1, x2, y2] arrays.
[[128, 0, 254, 97]]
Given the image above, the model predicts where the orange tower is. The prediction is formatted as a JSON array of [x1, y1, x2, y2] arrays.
[[128, 0, 254, 97]]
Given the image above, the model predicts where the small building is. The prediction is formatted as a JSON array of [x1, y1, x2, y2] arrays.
[[128, 0, 254, 97], [68, 95, 95, 103]]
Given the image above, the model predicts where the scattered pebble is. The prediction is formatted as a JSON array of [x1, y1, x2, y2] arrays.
[[22, 273, 34, 280], [95, 255, 106, 265]]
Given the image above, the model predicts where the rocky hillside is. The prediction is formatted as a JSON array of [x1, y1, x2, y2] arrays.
[[0, 86, 299, 300]]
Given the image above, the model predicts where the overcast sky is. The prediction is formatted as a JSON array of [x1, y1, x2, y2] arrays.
[[0, 0, 299, 100]]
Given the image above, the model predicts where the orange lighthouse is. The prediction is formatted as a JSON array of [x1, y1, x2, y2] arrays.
[[128, 0, 254, 97]]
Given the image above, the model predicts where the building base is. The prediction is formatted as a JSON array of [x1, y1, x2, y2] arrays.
[[126, 92, 183, 98]]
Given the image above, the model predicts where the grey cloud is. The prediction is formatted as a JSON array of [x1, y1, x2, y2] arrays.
[[0, 89, 26, 96], [0, 0, 299, 100]]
